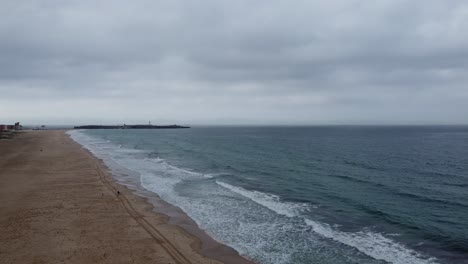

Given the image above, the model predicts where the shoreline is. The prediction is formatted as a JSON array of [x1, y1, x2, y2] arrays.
[[0, 130, 253, 264], [70, 131, 255, 264]]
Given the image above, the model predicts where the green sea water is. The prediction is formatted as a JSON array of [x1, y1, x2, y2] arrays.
[[70, 126, 468, 264]]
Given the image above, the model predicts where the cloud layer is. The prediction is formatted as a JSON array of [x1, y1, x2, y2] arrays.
[[1, 0, 467, 125]]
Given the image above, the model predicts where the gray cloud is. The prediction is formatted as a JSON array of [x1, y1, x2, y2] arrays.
[[1, 0, 467, 125]]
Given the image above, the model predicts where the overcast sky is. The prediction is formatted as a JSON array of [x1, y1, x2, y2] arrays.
[[1, 0, 467, 125]]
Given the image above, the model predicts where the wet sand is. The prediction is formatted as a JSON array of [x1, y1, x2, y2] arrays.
[[0, 131, 252, 264]]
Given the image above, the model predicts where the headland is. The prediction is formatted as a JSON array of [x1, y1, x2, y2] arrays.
[[74, 124, 190, 129]]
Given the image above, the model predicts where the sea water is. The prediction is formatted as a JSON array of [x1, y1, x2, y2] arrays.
[[68, 126, 468, 264]]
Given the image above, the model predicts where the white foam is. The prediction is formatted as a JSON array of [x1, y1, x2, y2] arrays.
[[216, 181, 307, 218], [304, 219, 438, 264], [69, 131, 285, 262], [216, 180, 438, 264], [68, 130, 440, 264], [69, 130, 194, 177], [203, 172, 230, 179]]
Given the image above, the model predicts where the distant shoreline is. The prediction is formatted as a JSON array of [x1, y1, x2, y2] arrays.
[[74, 124, 190, 129]]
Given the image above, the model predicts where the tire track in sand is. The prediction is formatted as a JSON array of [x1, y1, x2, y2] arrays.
[[74, 140, 194, 264]]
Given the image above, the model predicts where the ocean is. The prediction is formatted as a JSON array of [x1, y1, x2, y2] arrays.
[[68, 126, 468, 264]]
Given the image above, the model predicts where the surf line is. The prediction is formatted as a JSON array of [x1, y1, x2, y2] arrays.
[[74, 135, 193, 264]]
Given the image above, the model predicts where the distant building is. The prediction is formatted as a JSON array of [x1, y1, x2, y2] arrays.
[[0, 122, 22, 131]]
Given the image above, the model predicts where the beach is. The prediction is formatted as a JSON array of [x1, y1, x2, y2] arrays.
[[0, 131, 250, 264], [2, 128, 467, 264]]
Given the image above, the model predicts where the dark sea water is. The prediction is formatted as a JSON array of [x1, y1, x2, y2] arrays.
[[69, 126, 468, 264]]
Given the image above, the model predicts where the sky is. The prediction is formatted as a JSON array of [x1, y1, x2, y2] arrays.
[[1, 0, 467, 125]]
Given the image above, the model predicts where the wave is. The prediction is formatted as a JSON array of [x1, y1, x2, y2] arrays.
[[68, 130, 203, 180], [69, 130, 441, 264], [304, 219, 438, 264], [216, 181, 308, 218], [326, 171, 468, 208], [344, 160, 383, 171], [440, 182, 468, 188], [203, 172, 231, 179], [328, 173, 385, 187], [217, 180, 439, 264]]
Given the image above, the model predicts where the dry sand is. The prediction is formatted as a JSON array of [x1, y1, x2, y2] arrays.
[[0, 131, 251, 264]]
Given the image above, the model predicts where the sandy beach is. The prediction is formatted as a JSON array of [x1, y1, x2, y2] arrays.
[[0, 131, 250, 264]]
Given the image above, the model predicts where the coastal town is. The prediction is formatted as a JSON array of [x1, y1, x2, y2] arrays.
[[0, 122, 22, 140], [0, 122, 21, 132]]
